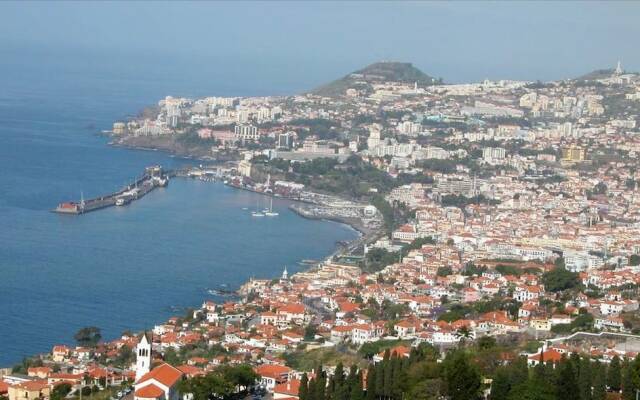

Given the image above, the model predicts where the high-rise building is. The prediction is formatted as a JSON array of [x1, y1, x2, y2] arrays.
[[234, 124, 259, 141], [367, 124, 382, 149], [277, 131, 295, 148], [561, 146, 585, 162], [483, 147, 506, 161]]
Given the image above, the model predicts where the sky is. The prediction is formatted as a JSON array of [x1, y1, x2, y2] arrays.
[[1, 1, 639, 93]]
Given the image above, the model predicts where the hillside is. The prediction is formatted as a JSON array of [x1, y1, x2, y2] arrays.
[[576, 68, 615, 81], [310, 61, 440, 97]]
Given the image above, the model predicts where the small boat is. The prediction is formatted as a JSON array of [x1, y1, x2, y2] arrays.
[[251, 200, 264, 217], [242, 207, 248, 210]]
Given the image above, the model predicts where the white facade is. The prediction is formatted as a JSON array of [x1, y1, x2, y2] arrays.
[[135, 334, 152, 382]]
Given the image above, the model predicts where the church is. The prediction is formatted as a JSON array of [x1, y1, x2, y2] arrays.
[[133, 333, 184, 400]]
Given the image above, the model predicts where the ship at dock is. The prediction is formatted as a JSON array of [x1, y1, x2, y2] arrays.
[[53, 166, 169, 215]]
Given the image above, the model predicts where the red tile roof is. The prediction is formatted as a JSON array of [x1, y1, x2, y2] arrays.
[[136, 363, 183, 387], [134, 384, 165, 399], [274, 379, 301, 397], [255, 364, 291, 379]]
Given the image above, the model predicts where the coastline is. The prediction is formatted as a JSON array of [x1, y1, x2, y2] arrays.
[[112, 131, 382, 262], [5, 176, 369, 368], [109, 135, 235, 161]]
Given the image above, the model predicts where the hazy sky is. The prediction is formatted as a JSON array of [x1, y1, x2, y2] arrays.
[[1, 1, 639, 92]]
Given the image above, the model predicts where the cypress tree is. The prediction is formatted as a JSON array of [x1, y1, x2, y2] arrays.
[[365, 365, 376, 400], [489, 366, 511, 400], [622, 360, 634, 400], [592, 361, 607, 400], [374, 362, 384, 398], [345, 365, 357, 400], [570, 352, 582, 376], [390, 356, 402, 399], [623, 355, 640, 400], [307, 376, 316, 400], [335, 363, 345, 383], [609, 355, 622, 392], [326, 375, 335, 400], [508, 356, 554, 400], [532, 359, 547, 383], [556, 357, 580, 400], [351, 370, 364, 400], [444, 350, 481, 400], [578, 357, 592, 400], [334, 362, 346, 400], [314, 367, 326, 400], [511, 356, 529, 387], [300, 373, 309, 400], [382, 358, 393, 398]]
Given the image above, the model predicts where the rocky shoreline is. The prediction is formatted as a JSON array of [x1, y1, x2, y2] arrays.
[[110, 135, 236, 161]]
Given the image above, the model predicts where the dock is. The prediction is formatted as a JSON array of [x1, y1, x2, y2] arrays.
[[53, 166, 169, 215]]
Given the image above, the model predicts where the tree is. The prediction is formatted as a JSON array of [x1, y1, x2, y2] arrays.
[[51, 383, 72, 400], [11, 357, 43, 375], [622, 360, 634, 400], [592, 361, 607, 400], [365, 365, 376, 400], [622, 356, 640, 400], [578, 357, 592, 400], [477, 336, 497, 351], [444, 350, 481, 400], [74, 326, 101, 347], [163, 347, 181, 366], [592, 182, 608, 195], [455, 326, 473, 346], [219, 364, 258, 390], [332, 362, 346, 400], [489, 366, 511, 400], [542, 266, 580, 292], [608, 355, 622, 391], [351, 369, 364, 400], [178, 365, 257, 400], [178, 373, 233, 400], [495, 264, 522, 277], [299, 373, 309, 400], [304, 324, 318, 341], [556, 357, 580, 400], [114, 345, 134, 368]]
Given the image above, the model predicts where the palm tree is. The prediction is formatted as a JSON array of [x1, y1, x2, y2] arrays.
[[455, 326, 473, 347]]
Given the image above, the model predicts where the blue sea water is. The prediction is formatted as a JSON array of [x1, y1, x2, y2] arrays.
[[0, 51, 358, 366]]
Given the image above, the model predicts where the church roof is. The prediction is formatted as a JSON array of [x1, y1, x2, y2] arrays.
[[136, 363, 183, 387], [134, 384, 165, 399]]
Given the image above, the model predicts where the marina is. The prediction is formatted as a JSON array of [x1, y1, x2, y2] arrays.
[[53, 166, 169, 215]]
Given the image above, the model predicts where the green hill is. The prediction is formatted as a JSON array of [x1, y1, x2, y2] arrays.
[[575, 68, 615, 81], [310, 61, 440, 97]]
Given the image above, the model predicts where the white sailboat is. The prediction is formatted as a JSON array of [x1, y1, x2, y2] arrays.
[[251, 200, 265, 217], [265, 198, 279, 217]]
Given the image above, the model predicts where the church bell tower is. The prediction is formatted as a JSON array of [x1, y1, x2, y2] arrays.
[[135, 332, 152, 381]]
